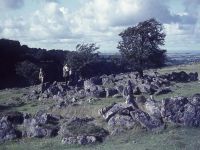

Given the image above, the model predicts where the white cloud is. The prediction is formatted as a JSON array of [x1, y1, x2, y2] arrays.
[[29, 2, 72, 40], [0, 0, 200, 51]]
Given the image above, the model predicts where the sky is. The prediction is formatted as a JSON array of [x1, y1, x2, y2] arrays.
[[0, 0, 199, 53]]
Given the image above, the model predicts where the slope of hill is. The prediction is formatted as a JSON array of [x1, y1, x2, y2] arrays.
[[0, 63, 200, 150]]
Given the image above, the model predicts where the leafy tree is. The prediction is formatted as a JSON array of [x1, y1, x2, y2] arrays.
[[117, 18, 166, 77], [66, 43, 100, 74]]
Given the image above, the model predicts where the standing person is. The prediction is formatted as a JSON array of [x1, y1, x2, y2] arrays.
[[63, 64, 70, 85], [39, 68, 45, 93]]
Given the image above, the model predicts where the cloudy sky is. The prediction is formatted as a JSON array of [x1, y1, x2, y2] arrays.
[[0, 0, 199, 52]]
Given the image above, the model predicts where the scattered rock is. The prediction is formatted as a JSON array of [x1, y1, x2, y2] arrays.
[[144, 99, 161, 119], [115, 85, 124, 95], [23, 112, 61, 138], [188, 72, 198, 81], [59, 117, 108, 144], [105, 88, 118, 97], [0, 111, 24, 125], [161, 97, 189, 125], [108, 114, 136, 134], [130, 109, 164, 131], [155, 87, 172, 95], [0, 118, 21, 142], [25, 124, 59, 138], [101, 103, 134, 121], [87, 86, 106, 98], [101, 75, 115, 86], [164, 71, 198, 82], [62, 135, 97, 145]]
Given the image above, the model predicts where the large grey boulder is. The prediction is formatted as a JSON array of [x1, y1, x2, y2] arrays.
[[0, 118, 21, 142], [144, 99, 161, 119], [0, 111, 24, 125], [23, 112, 61, 138], [138, 83, 158, 94], [161, 97, 189, 125], [84, 79, 106, 98], [188, 72, 198, 81], [99, 102, 164, 133], [164, 71, 198, 82], [105, 88, 118, 97], [98, 103, 116, 116], [108, 114, 136, 134], [130, 109, 164, 131], [182, 94, 200, 127], [91, 87, 105, 98], [169, 71, 189, 82], [46, 85, 60, 96], [155, 87, 172, 96], [84, 77, 102, 91], [115, 85, 124, 95], [160, 96, 200, 127], [89, 86, 106, 98], [25, 124, 59, 138], [100, 103, 134, 121], [32, 112, 61, 125], [102, 77, 114, 86]]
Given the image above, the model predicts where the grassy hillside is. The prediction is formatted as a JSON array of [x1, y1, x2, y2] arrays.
[[1, 63, 200, 150]]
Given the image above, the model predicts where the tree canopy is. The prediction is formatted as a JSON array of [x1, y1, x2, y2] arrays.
[[65, 43, 99, 72], [117, 18, 166, 77]]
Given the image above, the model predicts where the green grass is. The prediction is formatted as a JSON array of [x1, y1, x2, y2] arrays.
[[52, 97, 124, 120], [1, 127, 200, 150], [0, 90, 23, 104], [155, 81, 200, 100], [1, 63, 200, 149]]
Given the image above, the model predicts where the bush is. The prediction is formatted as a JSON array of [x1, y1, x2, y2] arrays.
[[15, 60, 40, 85]]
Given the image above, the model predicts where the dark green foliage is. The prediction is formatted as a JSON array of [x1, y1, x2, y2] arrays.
[[65, 44, 129, 79], [66, 43, 99, 72], [0, 39, 68, 89], [15, 60, 40, 85], [118, 18, 166, 76]]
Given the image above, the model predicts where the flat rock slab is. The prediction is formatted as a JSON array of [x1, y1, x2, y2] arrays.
[[102, 103, 134, 121]]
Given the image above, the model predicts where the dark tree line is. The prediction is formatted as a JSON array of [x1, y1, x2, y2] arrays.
[[0, 39, 126, 89], [0, 18, 167, 89], [0, 39, 68, 89]]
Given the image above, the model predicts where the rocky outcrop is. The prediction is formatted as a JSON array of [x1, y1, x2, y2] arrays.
[[99, 93, 200, 134], [108, 114, 136, 134], [163, 71, 198, 82], [155, 87, 172, 95], [161, 94, 200, 127], [23, 112, 61, 138], [130, 109, 164, 131], [99, 103, 134, 121], [0, 118, 22, 142], [0, 111, 24, 125], [105, 88, 118, 97], [99, 101, 164, 134], [25, 71, 198, 103]]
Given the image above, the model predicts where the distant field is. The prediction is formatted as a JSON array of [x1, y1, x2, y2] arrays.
[[1, 63, 200, 150]]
